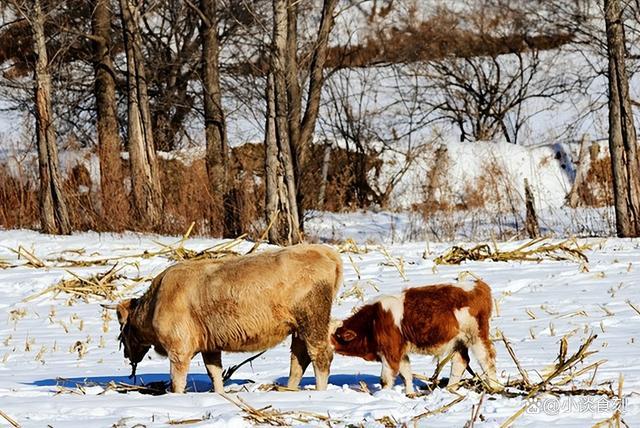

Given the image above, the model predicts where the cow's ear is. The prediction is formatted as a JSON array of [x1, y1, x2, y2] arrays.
[[116, 299, 133, 325], [341, 329, 357, 342]]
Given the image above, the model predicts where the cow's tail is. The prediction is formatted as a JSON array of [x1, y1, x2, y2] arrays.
[[331, 249, 344, 299]]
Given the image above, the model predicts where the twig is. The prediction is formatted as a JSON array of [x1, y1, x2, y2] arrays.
[[222, 350, 266, 382], [167, 415, 209, 425], [499, 403, 532, 428], [11, 246, 46, 268], [501, 334, 532, 387], [625, 300, 640, 316], [465, 393, 485, 428], [411, 395, 466, 421], [220, 394, 288, 426], [247, 212, 278, 254], [0, 409, 20, 428]]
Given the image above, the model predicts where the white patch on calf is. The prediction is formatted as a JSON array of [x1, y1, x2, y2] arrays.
[[452, 278, 478, 292], [454, 306, 480, 344], [373, 294, 405, 328]]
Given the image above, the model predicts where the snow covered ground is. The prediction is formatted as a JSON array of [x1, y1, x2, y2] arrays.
[[1, 227, 639, 427]]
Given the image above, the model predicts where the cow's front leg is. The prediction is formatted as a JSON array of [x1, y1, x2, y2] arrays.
[[202, 351, 224, 393], [169, 353, 191, 393]]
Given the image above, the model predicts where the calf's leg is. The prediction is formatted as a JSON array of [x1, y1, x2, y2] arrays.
[[447, 345, 470, 390], [379, 354, 399, 390], [469, 339, 499, 390], [202, 351, 224, 393], [398, 354, 414, 394], [287, 334, 311, 389]]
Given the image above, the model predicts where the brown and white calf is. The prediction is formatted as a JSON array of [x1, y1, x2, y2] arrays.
[[331, 280, 498, 393]]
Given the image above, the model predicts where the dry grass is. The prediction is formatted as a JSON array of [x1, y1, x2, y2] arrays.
[[11, 246, 46, 268], [23, 264, 125, 303], [434, 237, 591, 265]]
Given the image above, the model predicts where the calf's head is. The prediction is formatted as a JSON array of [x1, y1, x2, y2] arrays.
[[116, 298, 150, 376], [330, 304, 378, 360]]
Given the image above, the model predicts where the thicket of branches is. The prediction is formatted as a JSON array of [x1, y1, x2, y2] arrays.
[[0, 0, 639, 239]]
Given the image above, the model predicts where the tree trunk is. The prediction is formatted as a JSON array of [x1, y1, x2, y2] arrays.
[[295, 0, 339, 218], [265, 73, 284, 243], [285, 0, 301, 173], [119, 0, 163, 228], [604, 0, 640, 237], [199, 0, 238, 237], [92, 0, 129, 228], [298, 0, 339, 165], [317, 143, 332, 209], [32, 0, 71, 235], [265, 0, 301, 245]]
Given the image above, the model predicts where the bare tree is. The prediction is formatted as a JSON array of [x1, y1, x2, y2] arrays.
[[265, 0, 300, 245], [198, 0, 234, 237], [263, 0, 339, 243], [10, 0, 72, 234], [604, 0, 640, 237], [119, 0, 163, 227], [419, 47, 572, 143], [92, 0, 129, 226]]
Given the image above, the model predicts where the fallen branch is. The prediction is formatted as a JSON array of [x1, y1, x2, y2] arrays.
[[435, 238, 591, 265]]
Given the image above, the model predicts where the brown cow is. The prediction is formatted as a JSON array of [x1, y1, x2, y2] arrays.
[[113, 244, 343, 393], [331, 279, 498, 394]]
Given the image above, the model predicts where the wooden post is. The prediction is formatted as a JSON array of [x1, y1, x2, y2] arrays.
[[524, 178, 540, 238], [566, 134, 591, 208]]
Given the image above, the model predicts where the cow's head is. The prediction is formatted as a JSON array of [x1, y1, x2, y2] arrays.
[[116, 298, 150, 377]]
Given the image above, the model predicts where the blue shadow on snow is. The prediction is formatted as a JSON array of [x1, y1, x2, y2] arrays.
[[29, 373, 252, 394], [275, 373, 430, 392]]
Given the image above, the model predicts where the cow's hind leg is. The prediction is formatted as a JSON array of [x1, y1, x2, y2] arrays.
[[447, 343, 470, 390], [287, 334, 311, 389], [202, 351, 224, 393], [169, 353, 191, 393], [304, 338, 332, 391], [296, 282, 334, 391]]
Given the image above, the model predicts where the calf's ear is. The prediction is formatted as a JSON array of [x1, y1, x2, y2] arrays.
[[341, 329, 357, 342]]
